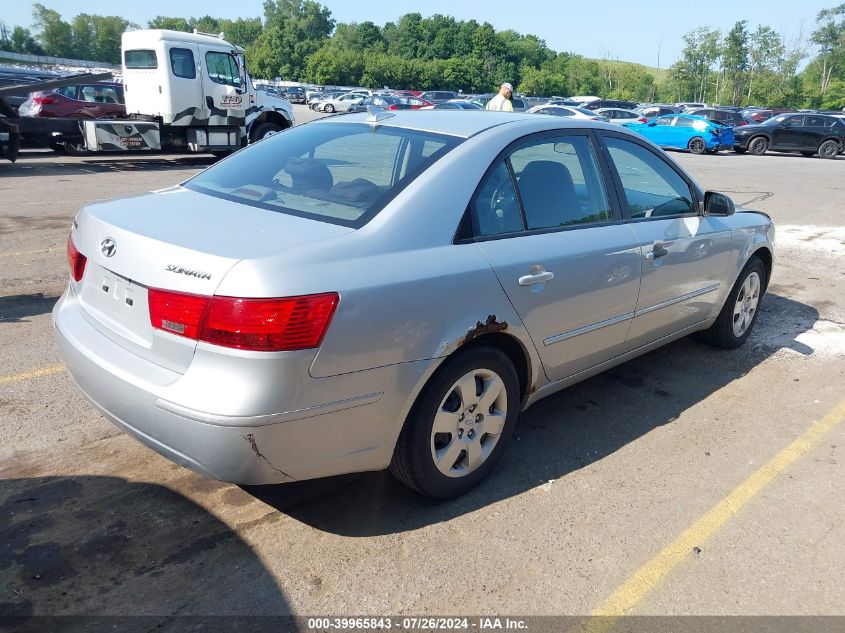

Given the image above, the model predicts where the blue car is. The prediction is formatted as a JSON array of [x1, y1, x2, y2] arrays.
[[623, 114, 735, 154]]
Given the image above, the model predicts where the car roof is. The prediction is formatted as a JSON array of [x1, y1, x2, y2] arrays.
[[317, 110, 622, 139]]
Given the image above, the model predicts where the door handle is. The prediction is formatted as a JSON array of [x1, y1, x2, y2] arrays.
[[645, 241, 670, 261], [518, 270, 555, 286]]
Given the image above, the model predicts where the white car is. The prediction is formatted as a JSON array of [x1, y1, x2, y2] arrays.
[[594, 108, 647, 125], [315, 93, 365, 113], [526, 104, 608, 121]]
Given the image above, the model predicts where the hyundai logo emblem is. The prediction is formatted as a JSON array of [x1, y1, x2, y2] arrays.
[[100, 238, 117, 257]]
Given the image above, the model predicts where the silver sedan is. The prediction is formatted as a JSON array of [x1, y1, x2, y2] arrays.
[[55, 111, 775, 497]]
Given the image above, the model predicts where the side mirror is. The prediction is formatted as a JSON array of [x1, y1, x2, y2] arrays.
[[648, 120, 657, 127], [704, 191, 735, 216]]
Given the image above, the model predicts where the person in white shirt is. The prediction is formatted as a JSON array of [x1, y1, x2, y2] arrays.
[[485, 83, 514, 112]]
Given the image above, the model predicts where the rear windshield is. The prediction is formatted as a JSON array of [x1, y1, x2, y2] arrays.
[[124, 49, 157, 69], [185, 122, 462, 228]]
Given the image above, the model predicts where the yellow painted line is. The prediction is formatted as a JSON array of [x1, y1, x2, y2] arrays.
[[585, 396, 845, 630], [0, 248, 59, 258], [0, 364, 65, 385]]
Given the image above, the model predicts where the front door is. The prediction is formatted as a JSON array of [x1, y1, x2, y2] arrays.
[[599, 134, 733, 348], [471, 132, 643, 382], [198, 44, 245, 117], [771, 115, 805, 150]]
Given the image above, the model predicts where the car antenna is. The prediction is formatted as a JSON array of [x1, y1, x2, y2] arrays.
[[367, 105, 395, 126]]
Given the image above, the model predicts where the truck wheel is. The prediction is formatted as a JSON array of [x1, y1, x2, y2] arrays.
[[64, 142, 90, 157], [252, 122, 284, 142]]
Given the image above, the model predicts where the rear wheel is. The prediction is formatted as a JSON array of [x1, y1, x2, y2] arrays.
[[818, 139, 839, 159], [390, 346, 520, 498], [688, 136, 707, 154], [748, 136, 768, 156], [696, 256, 766, 349]]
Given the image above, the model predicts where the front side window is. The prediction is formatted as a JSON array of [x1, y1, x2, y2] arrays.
[[124, 49, 157, 69], [205, 51, 241, 87], [655, 116, 674, 126], [782, 115, 804, 128], [604, 136, 696, 219], [170, 47, 196, 79], [185, 123, 461, 227], [509, 136, 612, 230]]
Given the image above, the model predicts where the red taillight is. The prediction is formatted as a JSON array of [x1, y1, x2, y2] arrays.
[[638, 117, 648, 123], [148, 289, 338, 352], [33, 95, 55, 105], [66, 233, 87, 282], [387, 104, 399, 110], [148, 289, 211, 340]]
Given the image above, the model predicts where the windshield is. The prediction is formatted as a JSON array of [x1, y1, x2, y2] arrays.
[[185, 122, 462, 228]]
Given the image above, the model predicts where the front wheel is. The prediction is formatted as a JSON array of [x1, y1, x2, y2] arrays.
[[252, 122, 284, 142], [696, 256, 766, 349], [390, 346, 520, 498], [688, 136, 707, 154], [748, 136, 768, 156], [324, 103, 335, 113], [818, 139, 839, 159]]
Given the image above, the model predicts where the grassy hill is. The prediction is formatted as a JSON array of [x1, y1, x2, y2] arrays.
[[586, 58, 668, 84]]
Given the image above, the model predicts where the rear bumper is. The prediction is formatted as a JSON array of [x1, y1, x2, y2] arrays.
[[53, 286, 432, 484]]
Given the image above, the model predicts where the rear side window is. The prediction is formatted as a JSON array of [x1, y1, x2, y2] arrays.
[[79, 85, 123, 104], [509, 136, 611, 229], [125, 49, 157, 69], [604, 137, 695, 218], [674, 118, 695, 127], [185, 122, 461, 228], [471, 162, 523, 236], [170, 47, 196, 79]]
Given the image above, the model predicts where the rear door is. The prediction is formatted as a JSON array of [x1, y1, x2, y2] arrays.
[[803, 115, 831, 150], [472, 131, 643, 382], [598, 132, 732, 347]]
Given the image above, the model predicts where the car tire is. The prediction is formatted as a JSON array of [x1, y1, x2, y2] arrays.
[[801, 151, 815, 157], [748, 136, 768, 156], [818, 139, 839, 159], [252, 122, 284, 142], [733, 147, 747, 154], [696, 256, 766, 350], [688, 137, 707, 154], [389, 345, 520, 498], [324, 104, 335, 113]]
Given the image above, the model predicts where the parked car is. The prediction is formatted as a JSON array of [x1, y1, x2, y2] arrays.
[[392, 90, 422, 98], [433, 100, 484, 110], [398, 97, 433, 109], [347, 95, 416, 113], [635, 104, 683, 120], [19, 82, 125, 119], [732, 113, 845, 158], [623, 114, 734, 154], [688, 108, 749, 127], [419, 90, 459, 104], [594, 108, 647, 124], [0, 66, 61, 114], [283, 87, 306, 104], [313, 93, 364, 113], [740, 108, 790, 124], [55, 111, 774, 498], [675, 102, 706, 111], [584, 99, 638, 111], [526, 104, 609, 121]]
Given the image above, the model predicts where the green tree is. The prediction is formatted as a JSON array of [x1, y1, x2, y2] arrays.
[[148, 16, 191, 31], [10, 26, 44, 54], [219, 18, 263, 48], [810, 4, 845, 97], [32, 3, 73, 57], [723, 21, 749, 105]]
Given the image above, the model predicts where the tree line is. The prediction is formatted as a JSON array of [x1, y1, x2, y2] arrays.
[[2, 0, 845, 108]]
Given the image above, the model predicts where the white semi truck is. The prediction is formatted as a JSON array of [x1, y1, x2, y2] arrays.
[[0, 29, 294, 160]]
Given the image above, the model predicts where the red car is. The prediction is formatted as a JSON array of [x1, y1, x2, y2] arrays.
[[393, 90, 422, 98], [398, 97, 432, 109], [20, 82, 125, 119]]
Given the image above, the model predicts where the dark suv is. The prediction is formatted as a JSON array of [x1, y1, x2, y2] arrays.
[[733, 113, 845, 158], [688, 108, 749, 127], [419, 91, 458, 104], [283, 87, 306, 104]]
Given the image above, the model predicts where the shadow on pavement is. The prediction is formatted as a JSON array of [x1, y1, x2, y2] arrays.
[[0, 476, 291, 622], [0, 293, 59, 323], [1, 153, 216, 176], [246, 293, 819, 536]]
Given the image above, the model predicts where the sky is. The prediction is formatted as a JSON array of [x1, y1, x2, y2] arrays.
[[2, 0, 834, 68]]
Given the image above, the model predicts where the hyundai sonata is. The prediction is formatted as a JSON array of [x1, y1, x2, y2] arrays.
[[55, 110, 774, 497]]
